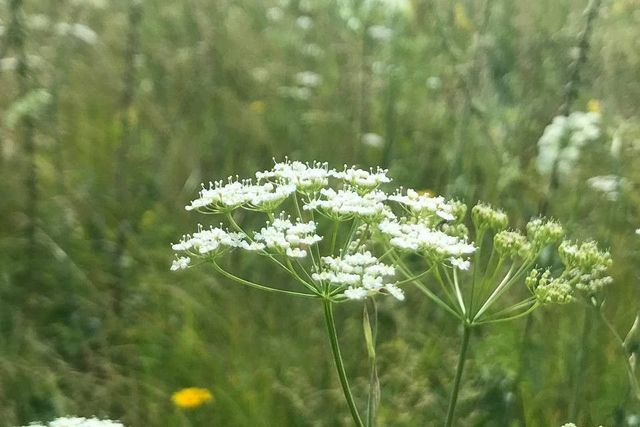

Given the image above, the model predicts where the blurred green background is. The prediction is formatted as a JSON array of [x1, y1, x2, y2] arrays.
[[1, 0, 640, 425]]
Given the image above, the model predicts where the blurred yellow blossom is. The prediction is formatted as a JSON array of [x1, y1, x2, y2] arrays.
[[249, 100, 266, 114], [587, 99, 601, 113], [454, 4, 473, 31], [171, 387, 213, 409]]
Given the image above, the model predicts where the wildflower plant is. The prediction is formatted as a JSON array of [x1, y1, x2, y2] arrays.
[[22, 417, 124, 427], [171, 159, 611, 426], [391, 199, 612, 426]]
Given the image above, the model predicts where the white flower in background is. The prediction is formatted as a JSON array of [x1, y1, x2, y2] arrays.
[[635, 229, 640, 236], [27, 14, 51, 30], [266, 7, 284, 21], [367, 25, 393, 41], [22, 417, 124, 427], [295, 71, 323, 88], [251, 67, 269, 83], [587, 175, 625, 201], [277, 86, 312, 100], [537, 111, 601, 177], [70, 0, 107, 8], [256, 159, 332, 192], [304, 188, 388, 220], [361, 132, 384, 148], [331, 165, 391, 188], [302, 43, 324, 58], [427, 76, 442, 90], [379, 218, 475, 263], [55, 22, 98, 44], [296, 15, 313, 30], [254, 215, 322, 258], [312, 251, 402, 300], [0, 57, 17, 72]]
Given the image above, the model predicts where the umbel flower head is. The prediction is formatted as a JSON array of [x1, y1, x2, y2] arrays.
[[171, 159, 476, 302], [171, 159, 611, 313]]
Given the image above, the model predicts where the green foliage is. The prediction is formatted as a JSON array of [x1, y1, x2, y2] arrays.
[[1, 0, 640, 426]]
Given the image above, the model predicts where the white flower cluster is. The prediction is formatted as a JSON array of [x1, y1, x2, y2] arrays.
[[330, 165, 391, 189], [379, 218, 475, 267], [254, 215, 322, 258], [537, 111, 601, 177], [23, 417, 124, 427], [185, 178, 295, 213], [304, 188, 388, 220], [312, 251, 403, 300], [173, 160, 501, 303], [587, 175, 625, 201], [256, 160, 331, 192], [389, 188, 459, 223], [171, 225, 256, 257]]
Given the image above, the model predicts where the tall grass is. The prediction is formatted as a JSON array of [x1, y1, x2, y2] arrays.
[[1, 0, 639, 425]]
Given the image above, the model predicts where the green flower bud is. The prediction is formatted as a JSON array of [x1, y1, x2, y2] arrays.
[[494, 230, 533, 259], [527, 268, 573, 304], [535, 277, 574, 304], [526, 218, 564, 249], [450, 200, 467, 223], [559, 240, 612, 296], [471, 203, 508, 231], [441, 222, 469, 239]]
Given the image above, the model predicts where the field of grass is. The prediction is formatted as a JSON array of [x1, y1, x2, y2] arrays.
[[1, 0, 640, 425]]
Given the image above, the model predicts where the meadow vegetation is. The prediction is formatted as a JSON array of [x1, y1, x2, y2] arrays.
[[1, 0, 640, 425]]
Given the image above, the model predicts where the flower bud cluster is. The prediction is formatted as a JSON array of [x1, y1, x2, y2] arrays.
[[526, 240, 612, 304], [494, 230, 533, 259], [526, 218, 564, 249], [559, 241, 613, 295], [526, 269, 574, 304], [471, 203, 508, 231]]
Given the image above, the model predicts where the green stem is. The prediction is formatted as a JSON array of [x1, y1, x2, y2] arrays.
[[212, 262, 318, 298], [445, 324, 471, 427], [569, 305, 591, 420], [598, 308, 640, 401], [364, 299, 379, 427], [323, 300, 365, 427]]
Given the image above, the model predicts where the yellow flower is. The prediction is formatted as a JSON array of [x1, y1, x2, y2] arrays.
[[587, 99, 601, 113], [171, 387, 213, 409], [249, 100, 266, 114], [453, 4, 473, 32]]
